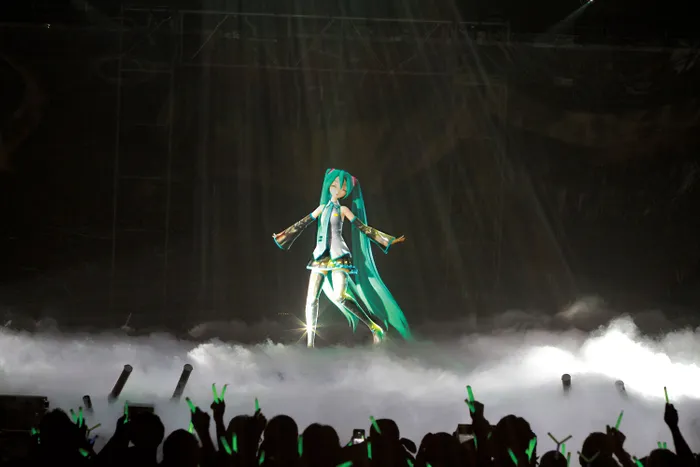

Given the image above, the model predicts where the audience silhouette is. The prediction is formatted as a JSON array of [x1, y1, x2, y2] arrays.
[[1, 385, 696, 467]]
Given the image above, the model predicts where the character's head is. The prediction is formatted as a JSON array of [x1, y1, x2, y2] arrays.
[[320, 168, 357, 202]]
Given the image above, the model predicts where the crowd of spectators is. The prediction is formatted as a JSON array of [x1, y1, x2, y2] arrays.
[[1, 388, 695, 467]]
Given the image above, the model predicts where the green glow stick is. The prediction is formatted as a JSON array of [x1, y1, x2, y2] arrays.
[[526, 437, 537, 461], [185, 397, 196, 413], [615, 410, 624, 430], [298, 435, 303, 456], [259, 450, 266, 465], [407, 459, 414, 467], [220, 436, 232, 455], [370, 416, 381, 434], [657, 442, 667, 450], [508, 448, 519, 465], [79, 448, 89, 457], [566, 452, 571, 467], [255, 397, 260, 413], [337, 462, 353, 467], [466, 385, 476, 413], [212, 383, 228, 403], [70, 409, 77, 423], [30, 428, 39, 436], [188, 422, 194, 433], [367, 441, 372, 459], [633, 457, 644, 467], [123, 401, 129, 424], [78, 407, 84, 427], [219, 433, 238, 455], [561, 444, 566, 455], [664, 387, 669, 404]]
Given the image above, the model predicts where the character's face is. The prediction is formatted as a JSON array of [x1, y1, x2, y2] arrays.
[[329, 176, 348, 200]]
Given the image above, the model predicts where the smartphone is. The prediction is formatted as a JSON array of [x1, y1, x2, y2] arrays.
[[128, 404, 155, 417], [352, 428, 366, 444], [454, 424, 474, 444]]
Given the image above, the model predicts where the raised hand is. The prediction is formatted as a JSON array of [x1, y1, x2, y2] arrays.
[[210, 383, 227, 421], [664, 404, 679, 428], [605, 425, 627, 452], [192, 407, 211, 432]]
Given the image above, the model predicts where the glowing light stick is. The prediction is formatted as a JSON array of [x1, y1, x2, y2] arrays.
[[337, 462, 353, 467], [69, 408, 81, 426], [508, 448, 519, 465], [185, 397, 196, 413], [211, 383, 228, 403], [255, 397, 260, 413], [69, 407, 85, 427], [123, 401, 129, 424], [220, 433, 238, 455], [298, 435, 303, 456], [566, 452, 571, 467], [633, 457, 644, 467], [615, 411, 624, 431], [657, 442, 667, 449], [370, 416, 381, 434], [185, 397, 197, 433], [526, 437, 537, 461], [259, 451, 266, 465], [367, 441, 372, 459], [466, 385, 476, 413], [664, 387, 669, 404]]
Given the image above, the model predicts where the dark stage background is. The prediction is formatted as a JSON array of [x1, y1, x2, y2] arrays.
[[0, 0, 698, 334]]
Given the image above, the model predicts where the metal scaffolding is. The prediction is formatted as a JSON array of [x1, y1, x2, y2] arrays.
[[110, 6, 510, 309]]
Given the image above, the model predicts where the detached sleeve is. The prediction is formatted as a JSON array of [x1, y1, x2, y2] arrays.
[[273, 212, 317, 251], [352, 218, 397, 254]]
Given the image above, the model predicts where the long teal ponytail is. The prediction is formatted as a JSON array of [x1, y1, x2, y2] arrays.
[[317, 168, 412, 340]]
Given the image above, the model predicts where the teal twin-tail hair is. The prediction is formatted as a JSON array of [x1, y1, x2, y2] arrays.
[[317, 168, 412, 340]]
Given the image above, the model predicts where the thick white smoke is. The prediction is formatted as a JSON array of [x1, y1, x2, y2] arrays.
[[1, 308, 700, 458]]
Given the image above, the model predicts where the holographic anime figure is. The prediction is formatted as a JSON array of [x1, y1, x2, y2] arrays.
[[273, 168, 412, 347]]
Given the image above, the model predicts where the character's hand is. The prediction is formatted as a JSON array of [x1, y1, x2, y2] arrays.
[[393, 235, 406, 245]]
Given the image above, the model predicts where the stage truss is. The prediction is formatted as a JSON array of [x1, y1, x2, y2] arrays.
[[110, 6, 511, 310]]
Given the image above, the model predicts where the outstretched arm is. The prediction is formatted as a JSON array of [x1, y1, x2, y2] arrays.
[[341, 206, 405, 254], [272, 205, 324, 251]]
